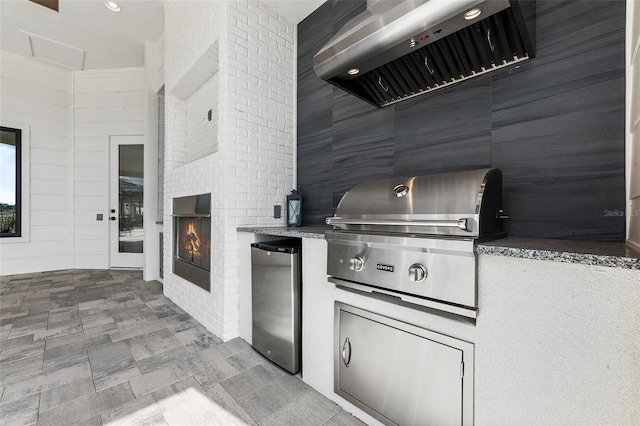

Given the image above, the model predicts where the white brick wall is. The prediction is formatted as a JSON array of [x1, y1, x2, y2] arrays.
[[163, 0, 294, 341], [186, 73, 218, 163]]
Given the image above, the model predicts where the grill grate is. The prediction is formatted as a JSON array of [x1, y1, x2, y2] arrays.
[[333, 8, 532, 108]]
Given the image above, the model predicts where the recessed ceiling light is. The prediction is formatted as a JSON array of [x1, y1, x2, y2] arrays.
[[347, 68, 360, 75], [105, 1, 121, 12], [464, 8, 481, 20]]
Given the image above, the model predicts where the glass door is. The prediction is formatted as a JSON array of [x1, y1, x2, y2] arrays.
[[109, 135, 144, 268]]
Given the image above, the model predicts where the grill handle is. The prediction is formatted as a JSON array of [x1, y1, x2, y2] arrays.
[[325, 217, 470, 231]]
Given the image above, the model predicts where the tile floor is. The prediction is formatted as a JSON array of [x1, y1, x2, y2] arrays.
[[0, 269, 366, 426]]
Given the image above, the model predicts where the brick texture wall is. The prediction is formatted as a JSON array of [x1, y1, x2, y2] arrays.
[[163, 0, 294, 341]]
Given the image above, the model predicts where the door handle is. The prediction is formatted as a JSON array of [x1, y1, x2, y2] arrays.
[[342, 337, 351, 368]]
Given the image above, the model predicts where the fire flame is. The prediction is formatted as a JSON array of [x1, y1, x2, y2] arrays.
[[184, 221, 200, 252]]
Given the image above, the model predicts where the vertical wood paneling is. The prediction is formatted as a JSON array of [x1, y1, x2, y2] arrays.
[[73, 69, 145, 268], [297, 0, 626, 242], [0, 52, 71, 275]]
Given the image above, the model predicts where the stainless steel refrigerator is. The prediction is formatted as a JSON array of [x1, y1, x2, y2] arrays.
[[251, 239, 301, 374]]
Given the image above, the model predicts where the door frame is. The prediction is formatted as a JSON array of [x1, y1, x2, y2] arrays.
[[107, 132, 145, 269]]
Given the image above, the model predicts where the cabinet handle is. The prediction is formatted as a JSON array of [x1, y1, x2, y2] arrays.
[[342, 337, 351, 368]]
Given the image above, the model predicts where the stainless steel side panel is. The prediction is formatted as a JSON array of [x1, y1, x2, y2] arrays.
[[335, 303, 474, 425], [326, 231, 476, 308], [251, 247, 300, 374]]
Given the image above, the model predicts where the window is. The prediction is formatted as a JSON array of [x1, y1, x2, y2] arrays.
[[0, 127, 21, 237]]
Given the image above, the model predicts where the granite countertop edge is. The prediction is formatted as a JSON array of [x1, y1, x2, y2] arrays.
[[476, 238, 640, 270], [236, 226, 328, 240], [237, 227, 640, 270]]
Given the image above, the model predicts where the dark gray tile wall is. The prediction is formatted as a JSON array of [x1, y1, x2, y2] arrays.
[[297, 0, 626, 241]]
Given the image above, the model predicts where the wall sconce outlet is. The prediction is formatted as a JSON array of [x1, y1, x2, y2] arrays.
[[97, 214, 103, 221], [273, 205, 281, 219]]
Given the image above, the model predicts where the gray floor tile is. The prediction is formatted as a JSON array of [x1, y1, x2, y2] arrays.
[[323, 410, 369, 426], [43, 349, 89, 374], [39, 377, 95, 412], [1, 360, 92, 403], [0, 336, 44, 364], [44, 334, 110, 360], [38, 381, 134, 426], [100, 394, 167, 426], [88, 341, 132, 369], [47, 307, 80, 323], [33, 317, 83, 342], [154, 376, 251, 426], [108, 319, 166, 343], [44, 331, 84, 350], [0, 354, 43, 386], [0, 393, 39, 426], [83, 322, 119, 339], [217, 337, 253, 358], [0, 269, 362, 426], [238, 374, 312, 422], [193, 357, 244, 392], [260, 389, 342, 426], [219, 362, 286, 400], [129, 367, 178, 398], [92, 357, 141, 392], [81, 312, 115, 330], [226, 347, 267, 371], [173, 325, 223, 352], [124, 329, 183, 361]]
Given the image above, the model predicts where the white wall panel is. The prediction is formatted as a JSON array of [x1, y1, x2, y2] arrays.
[[0, 111, 67, 136], [31, 179, 67, 195], [74, 106, 145, 123], [74, 74, 145, 94], [31, 148, 68, 166], [0, 77, 68, 106], [0, 52, 71, 275], [75, 91, 143, 108], [75, 181, 104, 196], [0, 94, 68, 122], [31, 211, 67, 226], [72, 68, 145, 270], [0, 56, 68, 88], [74, 121, 144, 137], [31, 164, 67, 181], [74, 137, 105, 152], [75, 166, 106, 181], [30, 226, 68, 242], [30, 132, 68, 151], [74, 151, 105, 167], [31, 195, 67, 211], [74, 196, 106, 211]]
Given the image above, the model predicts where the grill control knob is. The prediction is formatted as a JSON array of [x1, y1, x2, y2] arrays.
[[349, 256, 365, 271], [408, 264, 427, 282]]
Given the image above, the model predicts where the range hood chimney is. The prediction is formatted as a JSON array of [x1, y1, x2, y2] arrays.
[[313, 0, 536, 108]]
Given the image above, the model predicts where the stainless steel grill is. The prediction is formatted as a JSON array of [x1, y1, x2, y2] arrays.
[[326, 168, 506, 318]]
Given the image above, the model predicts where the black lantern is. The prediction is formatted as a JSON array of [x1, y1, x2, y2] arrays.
[[286, 189, 302, 227]]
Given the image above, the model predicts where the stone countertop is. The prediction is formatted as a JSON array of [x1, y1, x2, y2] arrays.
[[237, 227, 640, 270], [477, 237, 640, 270], [237, 226, 329, 239]]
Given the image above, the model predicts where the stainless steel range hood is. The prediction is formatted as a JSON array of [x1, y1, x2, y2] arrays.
[[313, 0, 536, 108]]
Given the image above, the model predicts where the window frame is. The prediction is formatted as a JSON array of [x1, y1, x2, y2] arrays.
[[0, 126, 22, 238], [0, 122, 29, 244]]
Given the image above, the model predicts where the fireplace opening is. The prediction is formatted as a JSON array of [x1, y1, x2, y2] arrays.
[[173, 193, 211, 292], [176, 217, 211, 270]]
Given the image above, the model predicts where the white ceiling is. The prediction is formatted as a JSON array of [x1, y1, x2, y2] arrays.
[[0, 0, 325, 71]]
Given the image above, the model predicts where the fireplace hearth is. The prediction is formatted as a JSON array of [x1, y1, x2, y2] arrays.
[[173, 194, 211, 291]]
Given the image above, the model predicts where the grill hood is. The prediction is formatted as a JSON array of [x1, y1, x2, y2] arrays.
[[313, 0, 535, 108], [326, 168, 505, 239]]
